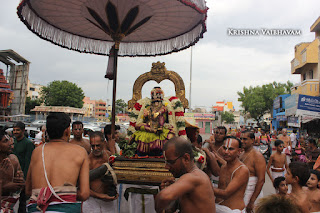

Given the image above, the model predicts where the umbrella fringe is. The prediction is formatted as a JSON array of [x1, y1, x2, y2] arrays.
[[18, 1, 207, 57]]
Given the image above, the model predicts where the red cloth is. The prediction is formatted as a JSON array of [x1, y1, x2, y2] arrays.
[[29, 188, 77, 212]]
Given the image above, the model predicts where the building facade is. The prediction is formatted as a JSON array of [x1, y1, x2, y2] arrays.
[[27, 80, 44, 100], [83, 97, 107, 121], [95, 99, 107, 121], [291, 17, 320, 96]]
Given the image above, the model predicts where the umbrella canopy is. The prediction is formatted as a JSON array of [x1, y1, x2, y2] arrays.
[[17, 0, 207, 56]]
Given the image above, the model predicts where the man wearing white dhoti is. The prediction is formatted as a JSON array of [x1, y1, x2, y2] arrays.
[[239, 130, 266, 213]]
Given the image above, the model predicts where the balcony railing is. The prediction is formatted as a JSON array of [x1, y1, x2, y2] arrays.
[[291, 79, 319, 96]]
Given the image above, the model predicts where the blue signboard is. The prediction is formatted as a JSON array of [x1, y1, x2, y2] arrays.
[[297, 95, 320, 113]]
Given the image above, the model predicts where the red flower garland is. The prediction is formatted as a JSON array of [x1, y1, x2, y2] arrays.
[[129, 122, 136, 127], [198, 156, 205, 163], [134, 103, 142, 111], [169, 96, 178, 102], [175, 112, 184, 116], [178, 130, 186, 136], [109, 156, 116, 164]]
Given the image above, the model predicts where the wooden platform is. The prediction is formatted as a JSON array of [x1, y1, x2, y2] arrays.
[[112, 156, 172, 186]]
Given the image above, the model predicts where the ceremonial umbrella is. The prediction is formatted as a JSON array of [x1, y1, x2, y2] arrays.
[[17, 0, 208, 137]]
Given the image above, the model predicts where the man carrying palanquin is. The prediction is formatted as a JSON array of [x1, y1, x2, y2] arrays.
[[26, 112, 89, 212]]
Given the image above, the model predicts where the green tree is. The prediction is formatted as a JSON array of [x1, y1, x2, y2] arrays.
[[221, 111, 235, 124], [25, 97, 41, 114], [40, 80, 85, 108], [237, 81, 292, 125], [115, 99, 128, 114]]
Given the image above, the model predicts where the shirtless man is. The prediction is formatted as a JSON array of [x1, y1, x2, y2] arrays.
[[267, 140, 288, 183], [208, 126, 227, 187], [304, 170, 320, 212], [70, 121, 91, 154], [286, 162, 311, 213], [155, 137, 215, 213], [214, 136, 249, 212], [239, 130, 266, 213], [278, 129, 291, 163], [0, 130, 25, 212], [26, 112, 90, 212], [104, 124, 121, 155], [82, 131, 118, 213]]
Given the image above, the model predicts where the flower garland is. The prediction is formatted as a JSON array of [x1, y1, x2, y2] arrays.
[[193, 147, 206, 170], [127, 96, 186, 137]]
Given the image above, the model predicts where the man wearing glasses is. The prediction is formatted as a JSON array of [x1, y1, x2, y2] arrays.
[[239, 130, 266, 213], [155, 137, 215, 213]]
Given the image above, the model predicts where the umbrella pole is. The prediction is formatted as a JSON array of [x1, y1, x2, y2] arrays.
[[111, 42, 119, 140]]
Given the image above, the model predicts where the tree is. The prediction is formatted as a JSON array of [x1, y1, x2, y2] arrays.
[[25, 97, 41, 114], [115, 99, 127, 114], [237, 81, 292, 125], [221, 111, 235, 124], [40, 80, 85, 108]]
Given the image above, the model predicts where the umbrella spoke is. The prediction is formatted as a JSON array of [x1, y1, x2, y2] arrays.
[[126, 16, 152, 36], [121, 6, 139, 35], [87, 7, 111, 35], [106, 1, 119, 34]]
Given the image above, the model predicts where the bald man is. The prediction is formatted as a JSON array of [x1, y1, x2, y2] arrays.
[[155, 137, 215, 213]]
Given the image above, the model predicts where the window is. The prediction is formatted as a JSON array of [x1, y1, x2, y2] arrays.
[[316, 85, 317, 91], [303, 73, 306, 81], [30, 87, 35, 91], [198, 122, 203, 128], [309, 70, 313, 79]]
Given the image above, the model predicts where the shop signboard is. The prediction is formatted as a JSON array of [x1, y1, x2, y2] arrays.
[[276, 115, 287, 121], [287, 116, 300, 127], [296, 94, 320, 118], [285, 94, 298, 116], [194, 113, 215, 120], [273, 96, 282, 109]]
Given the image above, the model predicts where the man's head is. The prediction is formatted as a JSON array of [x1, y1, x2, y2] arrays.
[[222, 136, 242, 163], [282, 128, 287, 136], [286, 162, 310, 187], [274, 140, 284, 153], [240, 130, 255, 151], [307, 170, 320, 189], [104, 124, 120, 141], [13, 121, 25, 141], [90, 131, 105, 157], [255, 194, 301, 213], [72, 121, 84, 139], [46, 112, 71, 140], [273, 176, 288, 195], [163, 137, 194, 178], [0, 129, 13, 155], [214, 126, 227, 143]]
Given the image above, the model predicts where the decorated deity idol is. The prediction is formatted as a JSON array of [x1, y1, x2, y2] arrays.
[[130, 87, 175, 155]]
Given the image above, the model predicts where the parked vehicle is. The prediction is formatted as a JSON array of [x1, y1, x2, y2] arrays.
[[259, 140, 271, 162], [6, 126, 41, 140], [31, 120, 46, 128]]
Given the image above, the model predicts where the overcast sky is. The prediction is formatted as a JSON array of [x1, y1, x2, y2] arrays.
[[1, 0, 320, 111]]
